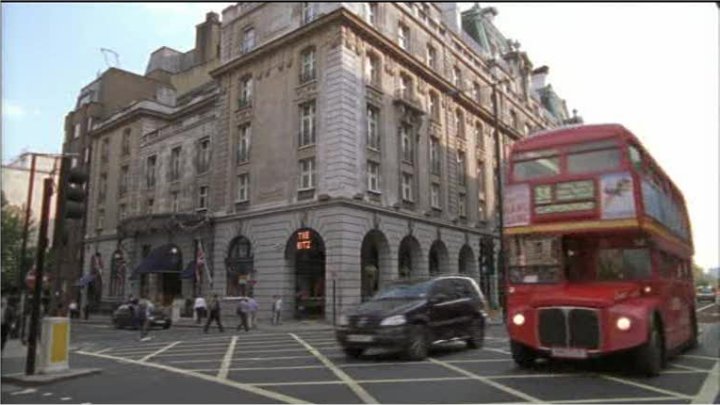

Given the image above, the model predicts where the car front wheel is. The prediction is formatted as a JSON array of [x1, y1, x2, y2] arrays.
[[404, 324, 429, 361]]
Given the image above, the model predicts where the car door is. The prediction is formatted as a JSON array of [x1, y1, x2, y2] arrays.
[[451, 279, 477, 335], [428, 279, 460, 340]]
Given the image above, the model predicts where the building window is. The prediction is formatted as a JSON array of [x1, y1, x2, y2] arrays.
[[146, 198, 154, 215], [171, 192, 179, 213], [198, 186, 208, 211], [299, 101, 316, 147], [455, 109, 465, 137], [366, 53, 380, 86], [426, 44, 437, 68], [238, 75, 253, 108], [70, 157, 79, 168], [170, 147, 181, 181], [368, 2, 378, 25], [302, 2, 316, 24], [398, 24, 409, 50], [400, 125, 413, 163], [457, 151, 466, 186], [197, 137, 211, 173], [299, 158, 315, 190], [101, 138, 109, 163], [226, 236, 253, 297], [84, 147, 90, 164], [146, 155, 156, 188], [119, 165, 129, 195], [458, 194, 467, 217], [510, 110, 519, 130], [401, 173, 413, 202], [399, 74, 412, 98], [475, 122, 484, 150], [477, 160, 485, 197], [237, 124, 251, 164], [430, 183, 441, 209], [121, 129, 131, 156], [367, 161, 380, 193], [300, 47, 316, 83], [97, 209, 104, 230], [98, 173, 107, 202], [473, 82, 482, 102], [236, 173, 249, 202], [453, 66, 462, 87], [478, 197, 486, 221], [242, 27, 255, 54], [73, 123, 81, 139], [367, 105, 380, 150], [430, 138, 440, 175], [429, 91, 440, 120], [119, 204, 127, 220]]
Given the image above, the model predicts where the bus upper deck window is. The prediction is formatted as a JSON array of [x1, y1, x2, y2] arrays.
[[513, 157, 560, 181], [629, 145, 643, 170], [567, 148, 620, 174]]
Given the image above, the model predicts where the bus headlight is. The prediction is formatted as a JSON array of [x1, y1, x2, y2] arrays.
[[616, 316, 631, 331], [512, 313, 526, 326]]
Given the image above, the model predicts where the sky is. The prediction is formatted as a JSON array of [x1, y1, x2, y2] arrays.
[[2, 3, 718, 270]]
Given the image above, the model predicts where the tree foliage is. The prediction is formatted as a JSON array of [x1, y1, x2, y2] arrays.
[[1, 192, 36, 291]]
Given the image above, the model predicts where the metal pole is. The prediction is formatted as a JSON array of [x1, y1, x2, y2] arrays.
[[492, 82, 506, 320], [18, 154, 38, 342], [194, 238, 199, 297], [25, 178, 53, 375], [332, 279, 336, 326]]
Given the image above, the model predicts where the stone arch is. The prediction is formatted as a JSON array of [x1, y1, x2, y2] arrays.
[[398, 235, 422, 280], [360, 229, 391, 301], [429, 240, 450, 276], [458, 244, 478, 278]]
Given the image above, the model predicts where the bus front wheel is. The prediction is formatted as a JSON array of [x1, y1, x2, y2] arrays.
[[510, 340, 537, 368], [634, 322, 664, 376]]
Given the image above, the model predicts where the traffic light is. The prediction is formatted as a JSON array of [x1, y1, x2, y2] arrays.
[[64, 166, 88, 219]]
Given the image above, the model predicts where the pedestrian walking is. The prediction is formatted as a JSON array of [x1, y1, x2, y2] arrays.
[[1, 297, 16, 352], [204, 294, 224, 333], [247, 296, 258, 329], [68, 301, 79, 319], [235, 298, 250, 332], [137, 298, 153, 341], [271, 295, 283, 325], [194, 295, 208, 324]]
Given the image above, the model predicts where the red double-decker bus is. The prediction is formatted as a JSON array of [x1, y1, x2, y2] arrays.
[[502, 123, 696, 376]]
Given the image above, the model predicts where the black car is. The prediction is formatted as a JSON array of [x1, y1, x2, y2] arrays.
[[336, 276, 487, 360], [112, 304, 172, 329]]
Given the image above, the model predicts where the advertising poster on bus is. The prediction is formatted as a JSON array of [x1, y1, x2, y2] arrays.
[[504, 184, 530, 227], [601, 172, 636, 219]]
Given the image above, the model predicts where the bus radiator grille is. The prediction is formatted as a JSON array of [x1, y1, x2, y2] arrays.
[[538, 308, 566, 347], [569, 309, 600, 349]]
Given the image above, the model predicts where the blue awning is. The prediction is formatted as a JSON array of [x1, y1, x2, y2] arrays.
[[130, 244, 182, 279], [74, 273, 95, 287]]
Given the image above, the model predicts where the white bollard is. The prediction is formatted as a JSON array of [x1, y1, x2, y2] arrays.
[[37, 317, 70, 374]]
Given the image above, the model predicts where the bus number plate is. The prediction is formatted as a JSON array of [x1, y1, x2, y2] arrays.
[[551, 348, 588, 359]]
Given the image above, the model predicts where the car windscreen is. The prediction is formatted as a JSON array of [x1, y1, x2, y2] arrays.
[[373, 280, 433, 300]]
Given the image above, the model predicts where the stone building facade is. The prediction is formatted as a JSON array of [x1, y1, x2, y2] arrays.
[[67, 3, 579, 321]]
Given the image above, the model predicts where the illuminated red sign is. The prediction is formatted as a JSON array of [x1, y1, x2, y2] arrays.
[[296, 231, 312, 250]]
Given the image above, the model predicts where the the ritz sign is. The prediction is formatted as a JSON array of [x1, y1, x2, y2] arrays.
[[296, 230, 312, 250]]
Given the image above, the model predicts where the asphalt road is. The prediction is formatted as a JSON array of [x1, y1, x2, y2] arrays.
[[2, 303, 718, 404]]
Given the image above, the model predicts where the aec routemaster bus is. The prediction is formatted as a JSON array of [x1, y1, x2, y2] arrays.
[[502, 124, 696, 376]]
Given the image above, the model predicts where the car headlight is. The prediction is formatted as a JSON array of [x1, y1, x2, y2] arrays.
[[512, 313, 526, 326], [616, 316, 631, 331], [338, 315, 349, 326], [148, 316, 155, 321], [380, 315, 406, 326]]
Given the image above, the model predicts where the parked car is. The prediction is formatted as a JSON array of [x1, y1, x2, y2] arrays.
[[696, 286, 716, 303], [112, 303, 172, 329], [336, 276, 487, 360]]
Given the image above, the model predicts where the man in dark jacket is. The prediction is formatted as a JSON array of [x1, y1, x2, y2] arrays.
[[204, 294, 224, 333]]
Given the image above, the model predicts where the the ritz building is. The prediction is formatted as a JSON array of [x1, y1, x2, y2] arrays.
[[71, 3, 580, 322]]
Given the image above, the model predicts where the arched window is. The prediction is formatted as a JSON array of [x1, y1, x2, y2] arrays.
[[226, 236, 254, 296]]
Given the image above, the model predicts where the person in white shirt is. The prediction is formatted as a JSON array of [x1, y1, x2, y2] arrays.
[[271, 295, 283, 325], [194, 296, 208, 324]]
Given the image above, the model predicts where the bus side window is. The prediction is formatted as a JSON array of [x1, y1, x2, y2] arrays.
[[629, 145, 643, 171]]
